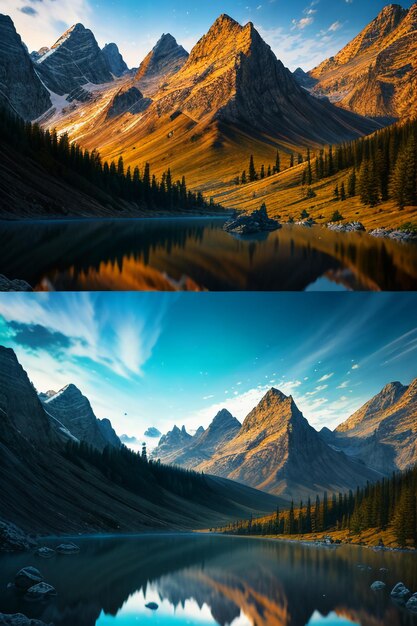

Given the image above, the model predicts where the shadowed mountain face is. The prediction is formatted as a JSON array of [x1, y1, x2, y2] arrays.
[[0, 14, 51, 120], [102, 42, 128, 77], [330, 379, 417, 474], [35, 23, 113, 100], [152, 409, 241, 468], [42, 384, 116, 451], [308, 2, 417, 120], [0, 347, 280, 534]]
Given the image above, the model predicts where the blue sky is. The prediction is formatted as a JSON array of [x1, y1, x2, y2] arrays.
[[0, 293, 416, 447], [2, 0, 414, 70]]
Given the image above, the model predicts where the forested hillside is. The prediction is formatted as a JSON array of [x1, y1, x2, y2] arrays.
[[218, 465, 417, 548]]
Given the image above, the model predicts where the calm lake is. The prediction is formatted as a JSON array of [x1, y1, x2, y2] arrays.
[[0, 218, 416, 291], [1, 534, 417, 626]]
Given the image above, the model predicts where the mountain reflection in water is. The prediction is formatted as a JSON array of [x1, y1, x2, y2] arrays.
[[0, 535, 416, 626], [0, 218, 416, 290]]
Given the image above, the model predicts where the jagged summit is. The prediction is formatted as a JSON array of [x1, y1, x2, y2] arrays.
[[135, 32, 188, 94], [34, 21, 113, 98]]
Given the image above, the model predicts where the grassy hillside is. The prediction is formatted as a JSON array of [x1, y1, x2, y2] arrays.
[[212, 163, 417, 230]]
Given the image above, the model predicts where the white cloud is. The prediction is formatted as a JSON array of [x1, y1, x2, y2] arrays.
[[337, 381, 349, 389], [292, 16, 314, 30], [1, 0, 92, 53], [318, 373, 334, 381], [328, 21, 342, 32]]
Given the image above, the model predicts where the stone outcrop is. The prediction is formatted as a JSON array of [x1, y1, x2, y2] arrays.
[[97, 418, 121, 448], [224, 205, 281, 235], [106, 86, 150, 118], [0, 14, 51, 120]]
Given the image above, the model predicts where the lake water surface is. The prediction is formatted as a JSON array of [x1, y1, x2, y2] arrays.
[[0, 219, 416, 291], [1, 535, 417, 626]]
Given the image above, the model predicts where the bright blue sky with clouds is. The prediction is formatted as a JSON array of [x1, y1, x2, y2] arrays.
[[0, 293, 416, 447], [1, 0, 414, 70]]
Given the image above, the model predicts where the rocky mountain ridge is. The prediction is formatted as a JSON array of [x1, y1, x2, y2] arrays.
[[34, 23, 114, 102], [306, 2, 417, 120], [152, 408, 241, 468], [329, 378, 417, 473], [41, 383, 121, 451], [102, 42, 129, 77], [155, 379, 417, 500]]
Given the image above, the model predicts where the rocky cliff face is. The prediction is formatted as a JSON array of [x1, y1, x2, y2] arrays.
[[334, 379, 417, 473], [44, 384, 110, 451], [0, 14, 51, 120], [0, 347, 55, 447], [153, 424, 193, 461], [35, 23, 113, 99], [135, 33, 188, 95], [97, 417, 121, 448], [309, 2, 417, 119], [153, 409, 241, 468], [197, 388, 380, 500], [102, 42, 128, 76]]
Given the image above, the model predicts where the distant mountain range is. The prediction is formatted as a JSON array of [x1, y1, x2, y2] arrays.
[[0, 346, 280, 534], [153, 380, 417, 501]]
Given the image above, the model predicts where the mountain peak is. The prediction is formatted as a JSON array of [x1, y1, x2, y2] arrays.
[[213, 14, 240, 29]]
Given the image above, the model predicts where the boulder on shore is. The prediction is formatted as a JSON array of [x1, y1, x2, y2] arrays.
[[0, 519, 37, 553], [369, 228, 417, 242], [35, 547, 55, 559], [224, 205, 281, 235], [15, 567, 43, 590], [370, 581, 386, 591], [56, 542, 80, 555], [326, 221, 365, 233], [390, 582, 411, 603], [406, 593, 417, 613], [25, 582, 57, 601]]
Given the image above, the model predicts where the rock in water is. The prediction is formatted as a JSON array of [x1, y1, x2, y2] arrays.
[[224, 205, 281, 235], [406, 594, 417, 613], [0, 615, 53, 626], [0, 519, 36, 552], [391, 582, 411, 603], [102, 43, 128, 76], [56, 542, 80, 555], [15, 567, 43, 590], [25, 582, 57, 601], [0, 15, 51, 120], [371, 581, 386, 591], [34, 547, 55, 559], [145, 602, 159, 610]]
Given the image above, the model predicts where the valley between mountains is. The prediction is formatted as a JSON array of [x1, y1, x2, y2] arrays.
[[0, 344, 416, 537], [0, 3, 416, 226]]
